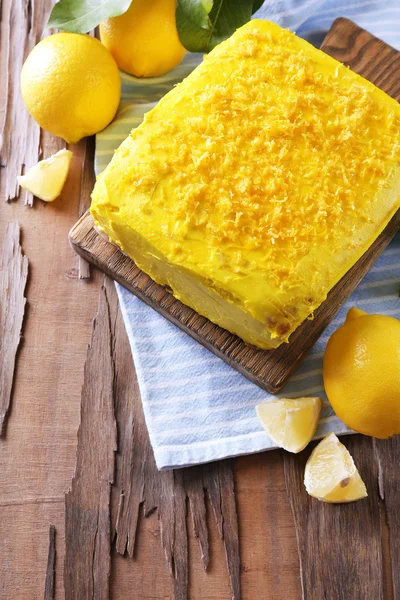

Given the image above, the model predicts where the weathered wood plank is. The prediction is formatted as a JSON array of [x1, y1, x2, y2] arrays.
[[106, 276, 240, 599], [64, 283, 117, 600], [235, 452, 301, 600], [43, 525, 56, 600], [204, 462, 240, 600], [0, 11, 105, 587], [172, 470, 189, 600], [374, 437, 400, 599], [321, 17, 400, 100], [0, 504, 66, 600], [0, 221, 28, 435], [0, 0, 49, 205], [284, 436, 384, 600], [183, 468, 209, 570], [109, 276, 149, 557]]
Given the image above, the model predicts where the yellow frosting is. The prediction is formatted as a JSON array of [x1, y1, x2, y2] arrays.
[[91, 20, 400, 349]]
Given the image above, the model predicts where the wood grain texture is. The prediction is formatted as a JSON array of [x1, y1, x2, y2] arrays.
[[0, 43, 105, 592], [0, 504, 66, 599], [107, 277, 241, 600], [0, 0, 46, 204], [0, 221, 28, 435], [235, 452, 301, 600], [44, 525, 56, 600], [1, 6, 111, 599], [183, 468, 209, 570], [69, 18, 400, 394], [284, 435, 385, 600], [204, 462, 241, 599], [321, 17, 400, 99], [64, 284, 117, 600], [374, 437, 400, 599]]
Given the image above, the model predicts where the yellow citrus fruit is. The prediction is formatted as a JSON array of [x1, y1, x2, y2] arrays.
[[17, 149, 73, 201], [21, 33, 121, 143], [100, 0, 186, 77], [256, 397, 322, 453], [323, 307, 400, 439], [304, 433, 367, 503]]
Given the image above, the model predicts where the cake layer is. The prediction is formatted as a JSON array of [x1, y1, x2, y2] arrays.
[[91, 19, 400, 349]]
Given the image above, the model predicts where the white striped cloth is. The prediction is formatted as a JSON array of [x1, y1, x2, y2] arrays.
[[96, 1, 400, 469]]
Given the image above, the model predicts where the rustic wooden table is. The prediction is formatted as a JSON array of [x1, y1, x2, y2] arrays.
[[1, 3, 399, 599]]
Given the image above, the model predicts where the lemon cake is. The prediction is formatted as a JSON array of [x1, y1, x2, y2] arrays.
[[91, 20, 400, 349]]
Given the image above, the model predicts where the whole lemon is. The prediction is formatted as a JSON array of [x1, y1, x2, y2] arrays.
[[323, 308, 400, 439], [100, 0, 186, 78], [21, 33, 121, 143]]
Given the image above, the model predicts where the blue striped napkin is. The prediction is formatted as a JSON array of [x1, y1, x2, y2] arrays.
[[96, 1, 400, 470]]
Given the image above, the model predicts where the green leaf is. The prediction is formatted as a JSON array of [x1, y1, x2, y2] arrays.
[[47, 0, 132, 34], [176, 0, 255, 53], [252, 0, 264, 13], [178, 0, 213, 29], [202, 0, 214, 12]]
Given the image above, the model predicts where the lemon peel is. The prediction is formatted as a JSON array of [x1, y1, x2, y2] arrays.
[[324, 308, 400, 439], [100, 0, 186, 77], [21, 33, 120, 143]]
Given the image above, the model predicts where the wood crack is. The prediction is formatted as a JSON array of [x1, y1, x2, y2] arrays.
[[0, 0, 47, 204], [284, 436, 385, 600], [91, 509, 100, 600], [107, 277, 241, 599], [43, 525, 56, 600], [0, 496, 63, 507], [64, 282, 117, 600], [373, 437, 400, 599]]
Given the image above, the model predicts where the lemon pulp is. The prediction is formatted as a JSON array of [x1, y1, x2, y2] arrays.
[[304, 433, 367, 503], [256, 397, 322, 453], [17, 149, 73, 201]]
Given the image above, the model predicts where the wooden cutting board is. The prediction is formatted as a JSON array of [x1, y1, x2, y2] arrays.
[[69, 18, 400, 393]]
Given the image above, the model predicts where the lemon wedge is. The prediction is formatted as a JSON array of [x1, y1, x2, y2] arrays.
[[17, 149, 73, 201], [304, 433, 368, 503], [256, 397, 322, 453]]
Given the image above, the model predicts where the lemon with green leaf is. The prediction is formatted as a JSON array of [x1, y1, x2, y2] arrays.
[[100, 0, 186, 77]]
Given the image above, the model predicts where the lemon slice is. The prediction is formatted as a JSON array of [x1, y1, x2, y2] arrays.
[[256, 397, 322, 453], [304, 433, 368, 503], [17, 149, 73, 201]]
